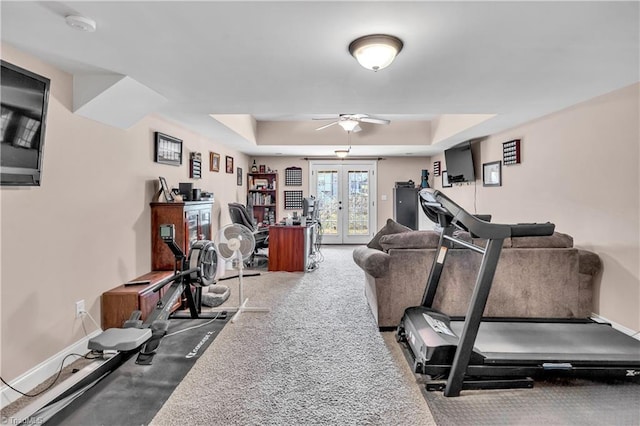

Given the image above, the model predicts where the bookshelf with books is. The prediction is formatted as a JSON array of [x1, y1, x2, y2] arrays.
[[248, 172, 277, 226]]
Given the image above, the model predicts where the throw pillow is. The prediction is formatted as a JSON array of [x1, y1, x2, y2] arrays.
[[367, 218, 411, 251], [379, 230, 440, 251]]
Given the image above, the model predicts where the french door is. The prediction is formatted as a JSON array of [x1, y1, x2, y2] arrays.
[[309, 160, 377, 244]]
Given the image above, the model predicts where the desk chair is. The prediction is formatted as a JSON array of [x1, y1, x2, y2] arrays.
[[228, 202, 269, 266]]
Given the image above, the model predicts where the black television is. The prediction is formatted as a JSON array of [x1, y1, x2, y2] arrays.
[[444, 141, 475, 184], [1, 60, 51, 186]]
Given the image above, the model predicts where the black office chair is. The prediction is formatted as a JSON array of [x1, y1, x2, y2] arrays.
[[228, 202, 269, 266]]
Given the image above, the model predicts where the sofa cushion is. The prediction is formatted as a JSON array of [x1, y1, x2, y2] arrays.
[[367, 218, 411, 251], [379, 230, 440, 251], [510, 231, 573, 248]]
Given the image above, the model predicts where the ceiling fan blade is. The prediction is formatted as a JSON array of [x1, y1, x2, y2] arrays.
[[315, 121, 338, 131], [359, 117, 390, 125]]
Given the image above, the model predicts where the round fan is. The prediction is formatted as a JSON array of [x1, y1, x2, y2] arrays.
[[215, 224, 255, 263], [187, 240, 217, 287], [213, 223, 269, 323]]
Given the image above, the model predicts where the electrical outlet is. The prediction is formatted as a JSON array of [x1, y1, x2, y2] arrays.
[[75, 300, 85, 318]]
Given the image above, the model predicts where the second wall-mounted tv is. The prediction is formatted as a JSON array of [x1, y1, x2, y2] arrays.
[[1, 60, 51, 186], [444, 141, 475, 184]]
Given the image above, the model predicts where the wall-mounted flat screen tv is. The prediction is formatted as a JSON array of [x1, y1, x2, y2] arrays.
[[444, 141, 475, 184], [1, 60, 51, 186]]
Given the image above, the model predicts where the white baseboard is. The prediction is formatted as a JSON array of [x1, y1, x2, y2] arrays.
[[591, 313, 640, 341], [1, 329, 102, 409]]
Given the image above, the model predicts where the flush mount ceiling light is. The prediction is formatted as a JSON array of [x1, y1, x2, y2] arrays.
[[349, 34, 403, 71], [65, 15, 97, 32], [335, 148, 350, 158]]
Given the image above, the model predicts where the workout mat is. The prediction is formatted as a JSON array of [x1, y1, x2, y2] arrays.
[[423, 377, 640, 426], [45, 317, 228, 426]]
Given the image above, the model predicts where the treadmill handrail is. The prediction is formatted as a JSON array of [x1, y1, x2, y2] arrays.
[[419, 188, 555, 239]]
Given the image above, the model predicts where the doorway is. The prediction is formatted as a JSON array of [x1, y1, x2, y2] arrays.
[[309, 160, 377, 244]]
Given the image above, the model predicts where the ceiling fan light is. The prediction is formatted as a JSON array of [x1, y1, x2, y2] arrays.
[[349, 34, 403, 71], [338, 120, 359, 132]]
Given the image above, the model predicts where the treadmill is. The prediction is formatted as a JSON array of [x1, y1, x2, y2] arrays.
[[397, 188, 640, 397]]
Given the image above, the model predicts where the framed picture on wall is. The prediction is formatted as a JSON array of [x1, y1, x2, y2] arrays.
[[210, 152, 220, 172], [442, 170, 452, 188], [226, 156, 234, 173], [237, 167, 243, 186], [154, 132, 183, 166], [483, 161, 502, 187]]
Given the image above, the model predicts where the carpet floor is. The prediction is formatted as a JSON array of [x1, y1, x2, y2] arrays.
[[150, 246, 435, 425]]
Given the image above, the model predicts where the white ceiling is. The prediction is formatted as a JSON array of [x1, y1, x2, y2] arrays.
[[2, 1, 638, 157]]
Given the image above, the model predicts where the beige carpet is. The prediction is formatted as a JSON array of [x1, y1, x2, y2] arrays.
[[151, 246, 435, 425]]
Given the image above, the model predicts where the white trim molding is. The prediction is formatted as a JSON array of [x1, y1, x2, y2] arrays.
[[1, 329, 102, 408]]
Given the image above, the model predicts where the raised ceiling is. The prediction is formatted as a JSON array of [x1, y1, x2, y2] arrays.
[[2, 1, 638, 157]]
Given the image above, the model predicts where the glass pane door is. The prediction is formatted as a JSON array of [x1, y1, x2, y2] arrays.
[[310, 161, 376, 244]]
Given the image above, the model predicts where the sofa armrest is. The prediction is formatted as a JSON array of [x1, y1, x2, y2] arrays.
[[353, 247, 390, 278], [578, 249, 601, 276]]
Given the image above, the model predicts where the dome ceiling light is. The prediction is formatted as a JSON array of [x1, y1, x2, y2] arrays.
[[348, 34, 403, 71], [335, 148, 350, 158]]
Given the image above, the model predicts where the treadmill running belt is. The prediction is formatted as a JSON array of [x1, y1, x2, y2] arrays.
[[448, 321, 640, 362]]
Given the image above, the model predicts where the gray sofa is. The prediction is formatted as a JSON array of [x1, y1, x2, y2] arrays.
[[353, 228, 601, 329]]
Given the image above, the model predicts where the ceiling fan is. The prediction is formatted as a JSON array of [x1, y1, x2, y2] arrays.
[[314, 114, 390, 133]]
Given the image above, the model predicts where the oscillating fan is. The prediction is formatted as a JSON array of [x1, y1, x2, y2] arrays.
[[214, 224, 269, 323]]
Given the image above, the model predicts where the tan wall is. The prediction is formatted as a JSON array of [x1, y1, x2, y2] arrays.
[[0, 45, 249, 381], [375, 157, 432, 230], [431, 83, 640, 331]]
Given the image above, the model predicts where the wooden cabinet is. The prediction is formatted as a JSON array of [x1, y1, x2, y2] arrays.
[[247, 172, 277, 226], [101, 271, 178, 329], [150, 201, 213, 270]]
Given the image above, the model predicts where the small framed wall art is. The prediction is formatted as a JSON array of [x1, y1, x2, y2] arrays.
[[226, 156, 234, 173], [210, 152, 220, 172], [503, 139, 521, 165], [237, 167, 243, 186], [433, 161, 441, 176], [154, 132, 183, 166], [442, 170, 452, 188], [482, 161, 502, 187], [158, 176, 173, 202]]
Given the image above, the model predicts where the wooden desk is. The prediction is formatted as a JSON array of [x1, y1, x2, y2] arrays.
[[268, 224, 315, 272]]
